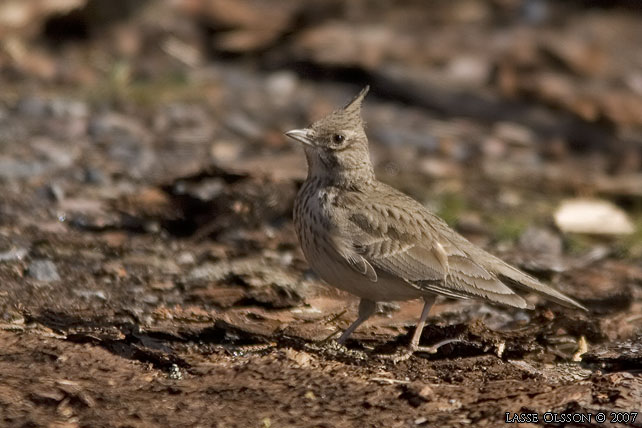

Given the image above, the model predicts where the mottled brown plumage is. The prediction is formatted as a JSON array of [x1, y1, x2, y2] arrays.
[[286, 86, 586, 352]]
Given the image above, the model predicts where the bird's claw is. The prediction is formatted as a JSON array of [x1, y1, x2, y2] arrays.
[[372, 337, 463, 362]]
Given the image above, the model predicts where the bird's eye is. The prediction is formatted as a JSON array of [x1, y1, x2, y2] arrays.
[[332, 134, 345, 144]]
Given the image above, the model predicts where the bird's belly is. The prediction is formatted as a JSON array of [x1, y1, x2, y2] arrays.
[[304, 243, 422, 302]]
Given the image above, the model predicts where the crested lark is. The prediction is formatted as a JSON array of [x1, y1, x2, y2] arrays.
[[286, 86, 586, 353]]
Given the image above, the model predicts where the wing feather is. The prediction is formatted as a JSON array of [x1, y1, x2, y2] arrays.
[[340, 185, 583, 310]]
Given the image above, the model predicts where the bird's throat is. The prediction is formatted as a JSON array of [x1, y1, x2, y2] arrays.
[[304, 147, 375, 189]]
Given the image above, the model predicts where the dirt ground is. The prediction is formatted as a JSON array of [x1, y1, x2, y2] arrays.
[[1, 1, 642, 427]]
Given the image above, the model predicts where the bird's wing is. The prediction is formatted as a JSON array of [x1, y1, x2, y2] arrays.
[[341, 185, 586, 311], [342, 191, 530, 308], [423, 208, 587, 310]]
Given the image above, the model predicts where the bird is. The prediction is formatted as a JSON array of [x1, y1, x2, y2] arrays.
[[285, 86, 586, 353]]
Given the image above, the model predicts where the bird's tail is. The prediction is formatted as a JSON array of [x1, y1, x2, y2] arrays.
[[494, 260, 587, 311]]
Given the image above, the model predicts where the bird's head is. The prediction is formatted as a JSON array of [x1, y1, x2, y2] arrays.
[[285, 86, 374, 185]]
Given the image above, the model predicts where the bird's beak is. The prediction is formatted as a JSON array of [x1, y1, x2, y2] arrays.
[[285, 128, 314, 146]]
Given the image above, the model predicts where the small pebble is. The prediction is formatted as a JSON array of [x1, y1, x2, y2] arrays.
[[27, 259, 61, 282], [168, 364, 183, 380], [0, 248, 28, 262], [177, 252, 195, 265], [73, 289, 107, 300]]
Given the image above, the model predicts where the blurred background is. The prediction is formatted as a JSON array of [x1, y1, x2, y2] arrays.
[[0, 0, 641, 426]]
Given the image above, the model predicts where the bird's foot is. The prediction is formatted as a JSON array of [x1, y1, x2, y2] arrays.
[[372, 348, 414, 363], [412, 338, 463, 354], [372, 337, 464, 363]]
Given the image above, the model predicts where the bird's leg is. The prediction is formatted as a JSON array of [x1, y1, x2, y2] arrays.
[[407, 295, 462, 355], [337, 299, 377, 345], [409, 295, 436, 351], [373, 295, 440, 362]]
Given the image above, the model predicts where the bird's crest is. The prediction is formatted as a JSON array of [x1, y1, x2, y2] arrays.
[[318, 85, 370, 132], [343, 85, 369, 113]]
